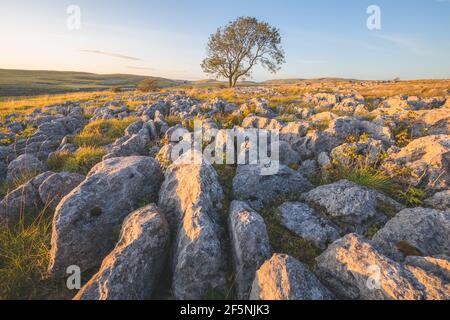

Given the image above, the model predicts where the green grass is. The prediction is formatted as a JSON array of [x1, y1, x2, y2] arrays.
[[69, 118, 136, 148], [331, 166, 395, 195], [261, 207, 319, 269], [47, 146, 106, 175], [0, 171, 42, 198], [0, 209, 69, 300], [0, 68, 180, 97]]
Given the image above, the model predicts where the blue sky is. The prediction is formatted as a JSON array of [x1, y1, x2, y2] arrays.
[[1, 0, 449, 80]]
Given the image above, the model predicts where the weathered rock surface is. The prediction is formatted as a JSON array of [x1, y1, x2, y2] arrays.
[[48, 156, 163, 278], [278, 202, 340, 249], [158, 152, 224, 230], [424, 190, 450, 210], [404, 255, 450, 300], [250, 254, 334, 300], [38, 172, 85, 209], [233, 165, 313, 211], [315, 234, 424, 300], [158, 152, 226, 300], [228, 201, 272, 300], [383, 135, 450, 192], [372, 208, 450, 261], [302, 180, 404, 234], [6, 153, 45, 182], [74, 204, 170, 300], [0, 172, 53, 226]]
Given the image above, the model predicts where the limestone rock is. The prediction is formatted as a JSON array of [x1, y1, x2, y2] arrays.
[[233, 165, 313, 211], [74, 205, 170, 300], [372, 208, 450, 261], [302, 180, 404, 234], [229, 201, 271, 299], [250, 254, 334, 300], [315, 234, 423, 300], [278, 202, 339, 249], [48, 156, 163, 278]]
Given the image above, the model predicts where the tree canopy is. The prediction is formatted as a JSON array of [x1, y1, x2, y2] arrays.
[[201, 17, 285, 88]]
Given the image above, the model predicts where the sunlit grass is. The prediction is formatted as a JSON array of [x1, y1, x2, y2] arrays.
[[69, 117, 136, 148], [0, 208, 68, 300], [47, 146, 106, 175]]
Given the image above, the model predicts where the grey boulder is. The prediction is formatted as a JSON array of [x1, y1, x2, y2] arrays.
[[74, 204, 170, 300], [158, 152, 226, 300], [0, 172, 54, 226], [315, 233, 424, 300], [301, 180, 404, 234], [233, 165, 313, 211], [228, 201, 271, 300], [372, 208, 450, 261], [48, 156, 163, 278], [6, 153, 45, 182], [38, 172, 85, 209], [278, 202, 340, 249], [250, 254, 334, 300]]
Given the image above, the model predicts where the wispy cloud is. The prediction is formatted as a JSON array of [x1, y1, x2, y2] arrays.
[[80, 50, 141, 61], [372, 34, 432, 56], [296, 59, 328, 64], [127, 66, 154, 71]]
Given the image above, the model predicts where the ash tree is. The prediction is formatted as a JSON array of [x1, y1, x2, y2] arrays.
[[201, 16, 285, 88]]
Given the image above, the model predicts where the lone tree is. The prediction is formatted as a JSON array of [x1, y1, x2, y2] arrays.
[[201, 16, 285, 88], [137, 78, 158, 92]]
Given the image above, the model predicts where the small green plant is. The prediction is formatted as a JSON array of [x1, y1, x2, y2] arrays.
[[164, 115, 181, 127], [275, 114, 297, 123], [342, 167, 395, 194], [309, 120, 330, 132], [396, 187, 426, 207], [16, 125, 36, 139], [392, 123, 412, 147], [261, 207, 319, 269]]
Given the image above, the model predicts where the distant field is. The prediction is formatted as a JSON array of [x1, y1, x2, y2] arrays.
[[0, 69, 181, 97]]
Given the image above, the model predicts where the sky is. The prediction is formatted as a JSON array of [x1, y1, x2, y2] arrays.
[[1, 0, 450, 81]]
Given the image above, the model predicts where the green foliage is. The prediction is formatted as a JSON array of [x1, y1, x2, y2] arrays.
[[138, 78, 158, 92], [331, 166, 396, 195], [309, 120, 330, 132], [396, 187, 426, 207], [201, 17, 285, 88], [261, 207, 319, 269], [392, 123, 412, 147], [47, 146, 106, 175], [164, 114, 181, 127], [69, 118, 135, 148], [0, 210, 68, 300]]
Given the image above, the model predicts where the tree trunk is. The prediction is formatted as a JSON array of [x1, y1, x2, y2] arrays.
[[228, 77, 233, 88], [232, 76, 239, 88]]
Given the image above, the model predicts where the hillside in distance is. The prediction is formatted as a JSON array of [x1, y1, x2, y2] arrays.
[[0, 69, 182, 97]]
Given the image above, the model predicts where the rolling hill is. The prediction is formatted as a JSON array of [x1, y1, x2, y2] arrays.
[[0, 69, 181, 97]]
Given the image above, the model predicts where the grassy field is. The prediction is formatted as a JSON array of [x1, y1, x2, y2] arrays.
[[0, 69, 182, 97]]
